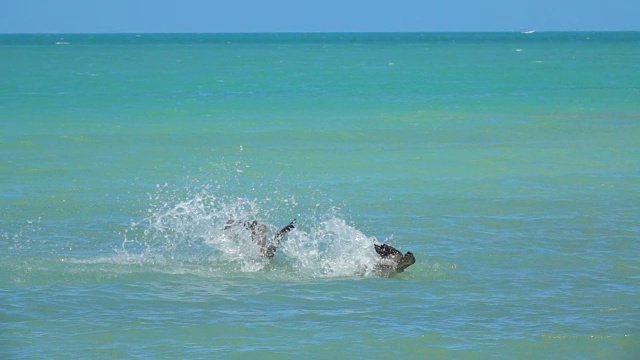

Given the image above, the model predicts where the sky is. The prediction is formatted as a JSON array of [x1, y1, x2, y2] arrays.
[[1, 0, 638, 33]]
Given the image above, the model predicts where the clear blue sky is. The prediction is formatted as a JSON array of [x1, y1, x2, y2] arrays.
[[1, 0, 638, 33]]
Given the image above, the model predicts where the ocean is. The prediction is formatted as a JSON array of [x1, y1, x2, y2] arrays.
[[1, 32, 639, 359]]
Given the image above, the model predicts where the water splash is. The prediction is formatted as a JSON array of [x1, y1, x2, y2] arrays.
[[120, 181, 383, 278], [3, 217, 43, 254], [282, 212, 381, 277]]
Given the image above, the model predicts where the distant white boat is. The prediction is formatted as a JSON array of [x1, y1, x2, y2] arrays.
[[55, 41, 70, 45], [520, 30, 535, 34]]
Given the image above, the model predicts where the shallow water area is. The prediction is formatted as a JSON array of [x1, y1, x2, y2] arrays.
[[2, 32, 639, 359]]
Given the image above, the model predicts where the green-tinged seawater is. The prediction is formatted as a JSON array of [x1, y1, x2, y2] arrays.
[[1, 32, 639, 359]]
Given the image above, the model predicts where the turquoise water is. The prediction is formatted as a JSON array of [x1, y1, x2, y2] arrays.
[[1, 32, 639, 358]]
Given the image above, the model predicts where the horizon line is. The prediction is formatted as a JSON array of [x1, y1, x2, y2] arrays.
[[2, 29, 639, 36]]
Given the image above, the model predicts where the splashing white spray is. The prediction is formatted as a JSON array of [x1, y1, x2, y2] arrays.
[[121, 182, 383, 278]]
